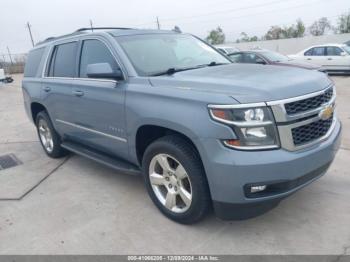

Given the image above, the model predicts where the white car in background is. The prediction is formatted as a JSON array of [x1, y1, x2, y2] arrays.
[[289, 44, 350, 74], [0, 69, 13, 83], [215, 45, 240, 55]]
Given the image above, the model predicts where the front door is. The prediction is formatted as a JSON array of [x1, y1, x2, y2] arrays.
[[324, 46, 348, 71], [69, 38, 128, 158]]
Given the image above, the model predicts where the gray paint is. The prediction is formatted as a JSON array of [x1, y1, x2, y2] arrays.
[[22, 29, 341, 216]]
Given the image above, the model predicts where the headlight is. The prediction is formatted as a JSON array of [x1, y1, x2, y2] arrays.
[[209, 104, 280, 150]]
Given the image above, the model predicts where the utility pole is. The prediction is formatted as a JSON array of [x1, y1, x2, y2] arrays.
[[6, 47, 13, 66], [156, 17, 160, 30], [26, 22, 35, 47], [90, 19, 94, 32]]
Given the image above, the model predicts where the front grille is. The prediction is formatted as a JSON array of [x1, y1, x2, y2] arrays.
[[292, 116, 333, 146], [285, 87, 333, 115]]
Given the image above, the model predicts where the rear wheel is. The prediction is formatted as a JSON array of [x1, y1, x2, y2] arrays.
[[142, 136, 211, 224], [35, 111, 67, 158]]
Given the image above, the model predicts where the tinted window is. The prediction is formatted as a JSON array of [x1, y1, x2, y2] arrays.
[[48, 42, 77, 77], [79, 40, 118, 78], [229, 53, 244, 63], [312, 47, 325, 56], [243, 53, 262, 63], [24, 48, 45, 77], [304, 48, 313, 56], [326, 46, 342, 56]]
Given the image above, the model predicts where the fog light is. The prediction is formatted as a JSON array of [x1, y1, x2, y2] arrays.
[[250, 185, 267, 193]]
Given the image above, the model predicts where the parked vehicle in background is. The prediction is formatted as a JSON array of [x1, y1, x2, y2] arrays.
[[344, 40, 350, 46], [228, 50, 326, 72], [215, 45, 240, 55], [22, 27, 341, 224], [0, 69, 14, 83], [289, 44, 350, 74]]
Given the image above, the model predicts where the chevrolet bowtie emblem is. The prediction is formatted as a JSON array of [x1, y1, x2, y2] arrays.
[[319, 105, 334, 120]]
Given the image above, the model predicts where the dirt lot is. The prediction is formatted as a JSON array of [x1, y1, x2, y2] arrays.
[[0, 74, 349, 255]]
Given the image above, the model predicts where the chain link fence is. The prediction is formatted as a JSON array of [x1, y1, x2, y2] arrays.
[[0, 53, 27, 74]]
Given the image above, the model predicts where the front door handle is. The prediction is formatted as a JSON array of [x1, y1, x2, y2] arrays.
[[43, 87, 51, 92], [73, 90, 84, 97], [307, 58, 312, 60], [327, 58, 333, 60]]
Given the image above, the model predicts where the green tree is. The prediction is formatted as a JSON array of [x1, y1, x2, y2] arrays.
[[336, 11, 350, 33], [264, 26, 284, 40], [309, 17, 331, 36], [295, 19, 306, 37], [206, 27, 225, 45]]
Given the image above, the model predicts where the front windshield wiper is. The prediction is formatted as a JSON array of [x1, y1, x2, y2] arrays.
[[150, 61, 229, 76]]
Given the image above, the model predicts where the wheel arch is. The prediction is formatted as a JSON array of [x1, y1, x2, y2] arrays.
[[30, 102, 47, 123], [134, 124, 203, 168]]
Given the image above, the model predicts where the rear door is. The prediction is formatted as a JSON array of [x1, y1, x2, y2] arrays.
[[41, 41, 78, 137], [324, 46, 348, 71], [69, 37, 128, 158]]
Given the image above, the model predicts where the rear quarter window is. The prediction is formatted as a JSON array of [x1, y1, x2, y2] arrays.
[[24, 48, 45, 77]]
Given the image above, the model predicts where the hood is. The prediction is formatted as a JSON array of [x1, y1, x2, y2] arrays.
[[275, 60, 321, 70], [149, 64, 331, 104]]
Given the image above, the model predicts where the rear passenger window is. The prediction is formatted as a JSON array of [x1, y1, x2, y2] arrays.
[[48, 42, 77, 77], [312, 47, 325, 56], [24, 48, 45, 77], [79, 40, 118, 78]]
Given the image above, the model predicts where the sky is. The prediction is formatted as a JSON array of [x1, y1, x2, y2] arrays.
[[0, 0, 349, 54]]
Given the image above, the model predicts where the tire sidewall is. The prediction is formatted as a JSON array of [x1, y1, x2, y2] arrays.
[[142, 137, 208, 223], [35, 111, 63, 158]]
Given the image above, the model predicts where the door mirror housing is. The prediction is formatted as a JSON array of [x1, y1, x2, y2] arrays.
[[340, 51, 347, 56], [86, 63, 123, 80]]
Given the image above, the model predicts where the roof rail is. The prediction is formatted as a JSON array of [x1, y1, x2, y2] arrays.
[[36, 27, 134, 46], [75, 27, 134, 32]]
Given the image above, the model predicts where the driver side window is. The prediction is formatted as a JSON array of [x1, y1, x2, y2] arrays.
[[79, 39, 119, 78]]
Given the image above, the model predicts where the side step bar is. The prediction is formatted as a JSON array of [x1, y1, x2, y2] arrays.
[[61, 141, 141, 176]]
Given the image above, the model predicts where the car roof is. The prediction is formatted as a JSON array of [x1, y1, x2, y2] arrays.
[[306, 43, 346, 48], [35, 28, 179, 47], [109, 29, 177, 37]]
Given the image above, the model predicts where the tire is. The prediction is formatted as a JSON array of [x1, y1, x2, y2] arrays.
[[35, 111, 68, 158], [142, 135, 211, 224]]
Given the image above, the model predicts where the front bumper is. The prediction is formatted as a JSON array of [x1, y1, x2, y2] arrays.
[[198, 119, 342, 220]]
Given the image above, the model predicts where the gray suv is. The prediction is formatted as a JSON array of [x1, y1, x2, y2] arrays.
[[22, 27, 341, 224]]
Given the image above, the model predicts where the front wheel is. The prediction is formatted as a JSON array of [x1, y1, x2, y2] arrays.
[[142, 136, 211, 224]]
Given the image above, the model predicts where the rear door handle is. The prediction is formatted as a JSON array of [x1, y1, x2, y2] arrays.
[[327, 58, 333, 60], [73, 90, 84, 97], [307, 58, 312, 60], [43, 87, 51, 92]]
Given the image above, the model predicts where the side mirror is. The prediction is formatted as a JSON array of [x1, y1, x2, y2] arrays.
[[86, 63, 123, 80], [340, 52, 347, 56]]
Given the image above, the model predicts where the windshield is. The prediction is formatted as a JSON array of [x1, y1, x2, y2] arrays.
[[260, 51, 290, 62], [343, 45, 350, 54], [115, 34, 231, 76]]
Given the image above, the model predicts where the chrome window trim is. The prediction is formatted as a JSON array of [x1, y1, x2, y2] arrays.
[[56, 119, 127, 143], [43, 76, 118, 84], [41, 36, 127, 83]]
